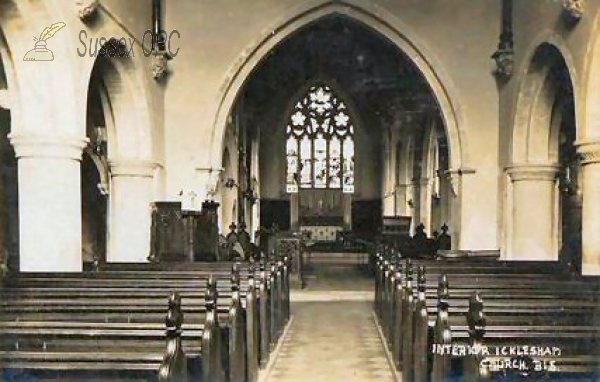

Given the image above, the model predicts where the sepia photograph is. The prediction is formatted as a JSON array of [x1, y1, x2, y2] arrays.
[[0, 0, 599, 381]]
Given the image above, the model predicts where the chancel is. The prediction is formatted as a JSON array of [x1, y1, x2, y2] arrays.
[[0, 0, 599, 381]]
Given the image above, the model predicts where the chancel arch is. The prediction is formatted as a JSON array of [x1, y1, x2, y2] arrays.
[[506, 43, 578, 264], [210, 1, 468, 187], [228, 14, 453, 244]]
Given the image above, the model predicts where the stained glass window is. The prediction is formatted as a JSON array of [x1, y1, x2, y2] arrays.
[[285, 85, 355, 193]]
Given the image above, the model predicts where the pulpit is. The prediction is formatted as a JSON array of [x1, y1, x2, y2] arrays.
[[149, 201, 220, 262], [149, 202, 186, 262], [194, 200, 220, 261]]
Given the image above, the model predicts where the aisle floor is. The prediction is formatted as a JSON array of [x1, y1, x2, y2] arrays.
[[262, 254, 398, 382]]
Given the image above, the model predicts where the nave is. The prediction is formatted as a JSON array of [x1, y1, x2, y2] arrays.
[[2, 0, 600, 381], [263, 255, 396, 382]]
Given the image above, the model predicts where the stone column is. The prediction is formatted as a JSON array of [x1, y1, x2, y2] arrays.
[[506, 164, 560, 261], [343, 193, 352, 230], [383, 190, 395, 216], [577, 141, 600, 275], [418, 178, 432, 234], [410, 178, 421, 235], [10, 135, 88, 272], [108, 160, 156, 263], [290, 193, 299, 230], [395, 183, 409, 216]]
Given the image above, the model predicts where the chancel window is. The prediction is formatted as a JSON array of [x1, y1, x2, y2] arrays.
[[286, 85, 355, 193]]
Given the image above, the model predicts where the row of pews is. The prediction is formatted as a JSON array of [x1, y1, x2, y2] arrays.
[[373, 249, 600, 381], [0, 256, 291, 381]]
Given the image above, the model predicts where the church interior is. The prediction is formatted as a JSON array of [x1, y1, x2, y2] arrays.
[[0, 0, 599, 381]]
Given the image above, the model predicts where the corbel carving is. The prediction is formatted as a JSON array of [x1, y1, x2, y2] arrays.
[[75, 0, 99, 22], [492, 0, 514, 80], [492, 48, 514, 80], [563, 0, 586, 20], [152, 51, 172, 81], [577, 140, 600, 165]]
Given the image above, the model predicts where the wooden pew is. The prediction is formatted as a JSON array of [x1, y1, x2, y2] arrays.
[[0, 280, 225, 382], [432, 290, 600, 381], [373, 253, 600, 381], [0, 261, 286, 382]]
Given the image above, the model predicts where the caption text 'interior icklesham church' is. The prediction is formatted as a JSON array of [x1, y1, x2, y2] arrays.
[[0, 0, 599, 381]]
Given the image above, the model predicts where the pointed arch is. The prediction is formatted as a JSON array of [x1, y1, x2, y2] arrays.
[[511, 42, 576, 164], [87, 53, 153, 162], [209, 0, 467, 173]]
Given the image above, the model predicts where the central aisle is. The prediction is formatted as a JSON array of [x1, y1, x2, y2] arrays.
[[263, 254, 398, 382]]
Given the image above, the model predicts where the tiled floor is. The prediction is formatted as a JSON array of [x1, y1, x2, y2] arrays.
[[263, 254, 397, 382]]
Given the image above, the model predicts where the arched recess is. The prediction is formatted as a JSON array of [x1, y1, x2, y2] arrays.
[[506, 43, 578, 263], [209, 1, 467, 175], [419, 116, 450, 237], [0, 26, 18, 274], [84, 44, 156, 264]]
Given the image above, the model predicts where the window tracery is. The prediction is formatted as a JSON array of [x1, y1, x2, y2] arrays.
[[286, 85, 355, 193]]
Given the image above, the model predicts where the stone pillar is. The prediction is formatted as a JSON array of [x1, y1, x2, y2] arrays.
[[577, 141, 600, 275], [439, 175, 452, 229], [290, 193, 299, 230], [506, 164, 560, 261], [108, 160, 156, 263], [383, 190, 395, 216], [10, 135, 88, 272], [395, 184, 409, 216], [343, 194, 352, 230], [418, 178, 432, 235], [410, 178, 421, 235]]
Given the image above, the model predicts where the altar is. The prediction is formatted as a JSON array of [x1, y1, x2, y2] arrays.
[[293, 188, 349, 241]]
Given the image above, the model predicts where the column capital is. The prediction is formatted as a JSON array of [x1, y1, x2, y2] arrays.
[[195, 167, 224, 176], [109, 159, 158, 177], [196, 167, 225, 199], [418, 177, 431, 186], [576, 140, 600, 165], [506, 164, 560, 182], [444, 167, 476, 197], [9, 134, 88, 160]]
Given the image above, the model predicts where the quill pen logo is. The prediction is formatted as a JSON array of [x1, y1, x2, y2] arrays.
[[23, 22, 66, 61]]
